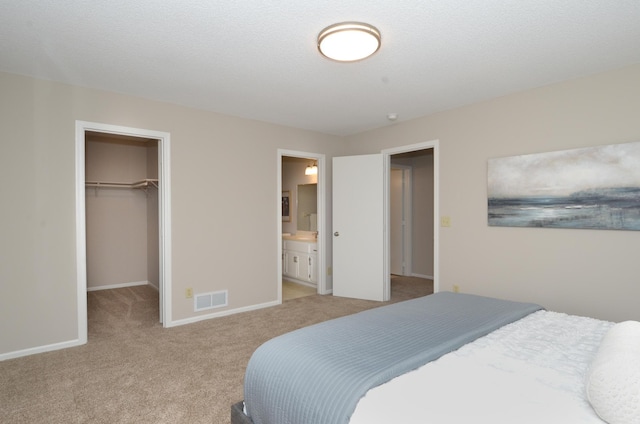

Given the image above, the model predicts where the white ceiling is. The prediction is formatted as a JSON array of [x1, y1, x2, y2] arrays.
[[2, 1, 639, 136]]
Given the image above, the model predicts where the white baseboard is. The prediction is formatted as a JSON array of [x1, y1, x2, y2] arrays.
[[283, 278, 317, 289], [87, 280, 149, 292], [2, 291, 278, 360], [167, 300, 281, 328], [0, 338, 85, 362], [2, 281, 152, 360], [411, 273, 433, 280]]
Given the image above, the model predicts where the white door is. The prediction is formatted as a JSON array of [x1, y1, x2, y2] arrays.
[[333, 154, 385, 301]]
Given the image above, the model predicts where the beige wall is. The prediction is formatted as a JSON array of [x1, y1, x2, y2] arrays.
[[2, 64, 639, 358], [147, 143, 159, 289], [1, 76, 79, 353], [344, 64, 640, 322], [412, 153, 434, 278], [0, 71, 341, 356]]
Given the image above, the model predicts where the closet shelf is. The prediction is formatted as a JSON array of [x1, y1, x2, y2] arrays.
[[85, 178, 158, 189]]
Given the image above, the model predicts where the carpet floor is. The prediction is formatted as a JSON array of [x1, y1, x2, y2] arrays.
[[1, 277, 432, 424]]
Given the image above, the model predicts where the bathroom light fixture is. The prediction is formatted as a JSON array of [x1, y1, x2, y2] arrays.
[[305, 163, 318, 175], [317, 22, 381, 62]]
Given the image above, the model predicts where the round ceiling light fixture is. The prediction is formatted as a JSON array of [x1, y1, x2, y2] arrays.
[[317, 22, 381, 62]]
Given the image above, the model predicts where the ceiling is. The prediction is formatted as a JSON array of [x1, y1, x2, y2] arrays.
[[2, 1, 639, 136]]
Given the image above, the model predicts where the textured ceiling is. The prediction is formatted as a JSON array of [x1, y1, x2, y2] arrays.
[[2, 1, 639, 136]]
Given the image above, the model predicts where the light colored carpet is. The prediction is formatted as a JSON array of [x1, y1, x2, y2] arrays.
[[0, 277, 432, 424]]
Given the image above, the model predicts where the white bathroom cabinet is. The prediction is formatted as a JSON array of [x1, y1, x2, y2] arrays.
[[283, 239, 317, 287]]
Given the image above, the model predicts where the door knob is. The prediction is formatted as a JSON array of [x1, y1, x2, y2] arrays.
[[334, 231, 340, 236]]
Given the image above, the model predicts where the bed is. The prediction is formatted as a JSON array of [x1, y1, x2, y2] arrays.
[[231, 292, 640, 424]]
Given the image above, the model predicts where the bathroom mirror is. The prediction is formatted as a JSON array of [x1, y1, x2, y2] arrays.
[[297, 183, 317, 231]]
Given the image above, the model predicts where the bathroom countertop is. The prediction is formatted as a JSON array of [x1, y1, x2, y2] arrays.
[[282, 235, 317, 242]]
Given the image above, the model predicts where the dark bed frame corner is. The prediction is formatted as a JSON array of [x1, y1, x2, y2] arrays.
[[231, 401, 254, 424]]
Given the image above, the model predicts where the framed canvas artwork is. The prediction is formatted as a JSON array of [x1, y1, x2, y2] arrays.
[[488, 141, 640, 230]]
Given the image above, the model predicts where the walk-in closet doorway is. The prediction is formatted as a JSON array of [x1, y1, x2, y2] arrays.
[[75, 121, 172, 345]]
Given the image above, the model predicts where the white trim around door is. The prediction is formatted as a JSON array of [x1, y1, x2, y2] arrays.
[[75, 121, 173, 346]]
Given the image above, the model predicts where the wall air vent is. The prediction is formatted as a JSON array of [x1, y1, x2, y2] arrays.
[[194, 290, 228, 312]]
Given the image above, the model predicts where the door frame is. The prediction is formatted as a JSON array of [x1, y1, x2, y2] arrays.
[[382, 140, 439, 299], [390, 164, 413, 276], [75, 121, 172, 344], [277, 149, 327, 301]]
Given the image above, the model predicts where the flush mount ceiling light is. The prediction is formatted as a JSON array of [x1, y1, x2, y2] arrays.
[[317, 22, 381, 62]]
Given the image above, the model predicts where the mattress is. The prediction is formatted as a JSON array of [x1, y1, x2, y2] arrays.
[[349, 310, 613, 423], [243, 292, 542, 424]]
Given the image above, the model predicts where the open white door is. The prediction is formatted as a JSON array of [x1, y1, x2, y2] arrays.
[[333, 154, 386, 301]]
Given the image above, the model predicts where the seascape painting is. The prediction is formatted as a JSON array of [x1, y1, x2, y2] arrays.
[[488, 141, 640, 231]]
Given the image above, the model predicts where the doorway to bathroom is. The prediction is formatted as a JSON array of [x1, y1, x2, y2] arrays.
[[278, 150, 326, 302]]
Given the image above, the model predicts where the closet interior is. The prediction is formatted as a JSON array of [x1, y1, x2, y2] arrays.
[[84, 131, 160, 321]]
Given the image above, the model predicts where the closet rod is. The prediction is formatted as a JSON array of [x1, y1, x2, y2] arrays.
[[85, 178, 158, 189]]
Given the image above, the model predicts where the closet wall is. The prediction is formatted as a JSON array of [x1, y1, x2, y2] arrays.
[[146, 142, 159, 290], [85, 133, 159, 290]]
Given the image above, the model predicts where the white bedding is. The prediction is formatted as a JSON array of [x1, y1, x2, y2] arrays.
[[350, 310, 613, 424]]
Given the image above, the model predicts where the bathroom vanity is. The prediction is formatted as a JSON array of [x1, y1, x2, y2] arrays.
[[282, 235, 317, 287]]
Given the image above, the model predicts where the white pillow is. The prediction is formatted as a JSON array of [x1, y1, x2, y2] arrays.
[[585, 320, 640, 424]]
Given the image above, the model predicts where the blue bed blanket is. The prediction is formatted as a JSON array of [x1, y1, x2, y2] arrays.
[[244, 292, 542, 424]]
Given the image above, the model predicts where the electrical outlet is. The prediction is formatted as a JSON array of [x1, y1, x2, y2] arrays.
[[440, 216, 452, 227], [327, 266, 332, 276], [453, 285, 460, 293], [185, 288, 193, 299]]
